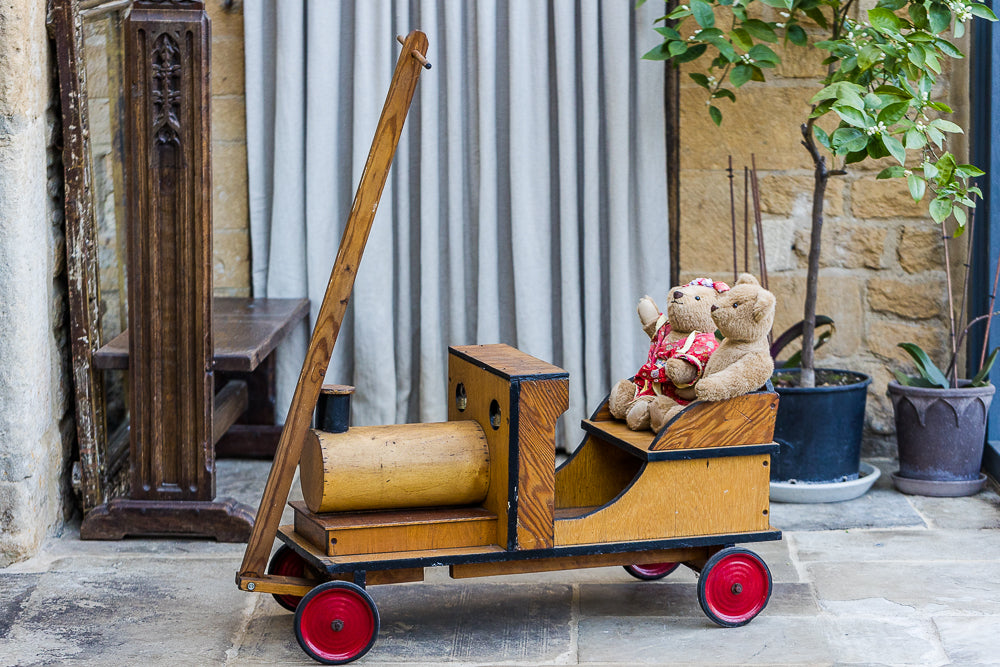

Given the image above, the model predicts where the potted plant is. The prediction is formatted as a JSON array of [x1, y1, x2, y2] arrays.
[[889, 237, 1000, 495], [641, 0, 996, 494]]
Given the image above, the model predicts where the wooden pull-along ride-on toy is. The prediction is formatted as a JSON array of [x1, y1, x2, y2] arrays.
[[236, 32, 781, 665]]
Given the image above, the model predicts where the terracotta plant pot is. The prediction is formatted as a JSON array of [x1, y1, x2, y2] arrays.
[[887, 380, 994, 497]]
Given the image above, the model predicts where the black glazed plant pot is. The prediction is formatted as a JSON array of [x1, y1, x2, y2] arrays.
[[887, 380, 994, 497], [770, 368, 872, 483]]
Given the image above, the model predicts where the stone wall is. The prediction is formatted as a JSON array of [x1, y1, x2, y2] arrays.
[[0, 0, 75, 566], [675, 6, 968, 455]]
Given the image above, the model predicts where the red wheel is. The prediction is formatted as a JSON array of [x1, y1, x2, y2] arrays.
[[267, 545, 317, 612], [294, 581, 379, 664], [624, 562, 680, 580], [697, 547, 771, 627]]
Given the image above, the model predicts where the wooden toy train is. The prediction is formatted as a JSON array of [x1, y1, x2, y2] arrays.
[[236, 32, 781, 665]]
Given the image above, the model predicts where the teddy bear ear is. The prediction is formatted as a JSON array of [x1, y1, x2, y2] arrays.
[[736, 273, 760, 286], [753, 290, 776, 322]]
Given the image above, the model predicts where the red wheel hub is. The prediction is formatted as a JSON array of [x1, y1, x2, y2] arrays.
[[297, 584, 378, 663], [626, 562, 680, 580], [701, 551, 770, 626]]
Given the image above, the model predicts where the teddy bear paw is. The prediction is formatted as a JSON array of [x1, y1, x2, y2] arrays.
[[608, 379, 637, 420], [625, 398, 652, 431]]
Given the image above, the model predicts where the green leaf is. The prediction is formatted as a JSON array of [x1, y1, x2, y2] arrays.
[[954, 205, 967, 227], [868, 138, 890, 159], [748, 43, 780, 63], [709, 105, 723, 126], [970, 3, 998, 21], [642, 43, 672, 60], [730, 28, 753, 51], [908, 44, 926, 67], [928, 2, 952, 34], [936, 152, 957, 184], [936, 38, 965, 58], [931, 118, 964, 134], [869, 7, 903, 31], [813, 125, 832, 151], [705, 35, 737, 62], [905, 127, 927, 149], [743, 19, 779, 42], [926, 125, 946, 148], [878, 101, 910, 125], [878, 0, 907, 10], [730, 63, 753, 87], [831, 127, 868, 153], [897, 343, 949, 388], [713, 88, 737, 102], [787, 24, 808, 46], [689, 72, 711, 89], [892, 369, 939, 387], [923, 161, 939, 179], [875, 84, 913, 99], [955, 163, 986, 177], [930, 196, 952, 222], [690, 0, 715, 28], [858, 44, 881, 70], [845, 149, 869, 164], [907, 173, 926, 201], [654, 26, 682, 40], [672, 43, 708, 63], [805, 7, 829, 29], [884, 134, 907, 165], [909, 3, 929, 29], [877, 165, 906, 179], [971, 348, 1000, 386], [834, 105, 868, 127], [750, 65, 766, 82]]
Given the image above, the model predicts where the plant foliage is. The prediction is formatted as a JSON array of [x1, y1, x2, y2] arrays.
[[894, 342, 999, 388], [641, 0, 996, 230]]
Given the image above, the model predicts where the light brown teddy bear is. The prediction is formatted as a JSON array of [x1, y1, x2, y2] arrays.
[[648, 273, 776, 431], [609, 278, 729, 431]]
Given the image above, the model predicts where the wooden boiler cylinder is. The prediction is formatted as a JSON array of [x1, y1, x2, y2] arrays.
[[299, 420, 491, 513]]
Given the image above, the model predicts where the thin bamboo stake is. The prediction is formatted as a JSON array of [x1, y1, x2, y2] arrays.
[[946, 207, 976, 380], [743, 166, 750, 273], [981, 234, 1000, 370], [750, 155, 768, 290], [728, 156, 738, 283], [942, 221, 958, 388]]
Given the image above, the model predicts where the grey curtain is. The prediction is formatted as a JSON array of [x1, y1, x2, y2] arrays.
[[244, 0, 669, 450]]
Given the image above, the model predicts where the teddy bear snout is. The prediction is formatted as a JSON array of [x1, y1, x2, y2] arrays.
[[673, 291, 684, 300], [710, 304, 718, 312]]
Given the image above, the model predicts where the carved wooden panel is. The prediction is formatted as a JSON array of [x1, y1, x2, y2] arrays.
[[124, 3, 213, 500]]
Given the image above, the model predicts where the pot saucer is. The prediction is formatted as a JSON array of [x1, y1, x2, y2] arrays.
[[770, 461, 881, 503], [891, 472, 987, 497]]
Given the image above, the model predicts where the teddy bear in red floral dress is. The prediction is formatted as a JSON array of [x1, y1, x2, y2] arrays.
[[608, 278, 729, 431]]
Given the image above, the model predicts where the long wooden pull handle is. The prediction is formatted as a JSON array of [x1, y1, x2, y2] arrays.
[[238, 30, 430, 581]]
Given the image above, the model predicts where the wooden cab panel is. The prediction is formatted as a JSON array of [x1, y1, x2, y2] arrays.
[[447, 345, 569, 551], [553, 454, 772, 547]]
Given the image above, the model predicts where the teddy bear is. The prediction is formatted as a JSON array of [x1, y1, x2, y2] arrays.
[[608, 278, 730, 431], [648, 273, 776, 431]]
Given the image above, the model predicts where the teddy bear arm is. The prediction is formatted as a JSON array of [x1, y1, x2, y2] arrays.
[[696, 353, 773, 402], [665, 357, 699, 386]]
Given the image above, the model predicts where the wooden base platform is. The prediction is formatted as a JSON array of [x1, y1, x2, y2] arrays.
[[80, 497, 255, 541]]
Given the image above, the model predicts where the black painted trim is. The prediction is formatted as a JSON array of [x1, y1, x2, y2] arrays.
[[506, 380, 520, 551], [278, 529, 782, 575], [448, 346, 569, 382]]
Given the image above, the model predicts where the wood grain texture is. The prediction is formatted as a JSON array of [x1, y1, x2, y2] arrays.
[[291, 502, 497, 557], [447, 353, 512, 549], [93, 297, 309, 372], [79, 496, 254, 541], [554, 454, 772, 546], [211, 380, 248, 446], [449, 345, 568, 380], [239, 32, 429, 579], [514, 378, 568, 550], [554, 435, 642, 510], [649, 393, 778, 451], [299, 421, 490, 513], [449, 547, 705, 579], [124, 4, 213, 501], [48, 0, 109, 512]]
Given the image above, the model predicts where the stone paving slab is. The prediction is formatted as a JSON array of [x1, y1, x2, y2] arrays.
[[0, 557, 253, 667], [235, 583, 575, 664], [578, 582, 819, 618], [792, 528, 1000, 563], [808, 560, 1000, 617], [577, 615, 834, 664], [932, 615, 1000, 665]]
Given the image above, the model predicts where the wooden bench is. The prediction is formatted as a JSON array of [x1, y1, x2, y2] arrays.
[[79, 1, 308, 541]]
